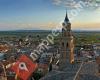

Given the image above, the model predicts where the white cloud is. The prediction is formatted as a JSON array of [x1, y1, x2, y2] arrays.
[[96, 7, 100, 13], [52, 0, 100, 9], [53, 0, 62, 5]]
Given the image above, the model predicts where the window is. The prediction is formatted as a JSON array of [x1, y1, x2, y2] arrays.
[[62, 42, 64, 47]]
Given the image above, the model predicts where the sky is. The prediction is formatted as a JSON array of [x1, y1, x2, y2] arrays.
[[0, 0, 100, 31]]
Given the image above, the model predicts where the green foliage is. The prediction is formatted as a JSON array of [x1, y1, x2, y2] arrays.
[[0, 31, 99, 46]]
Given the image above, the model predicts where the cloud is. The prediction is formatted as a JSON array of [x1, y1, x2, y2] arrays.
[[95, 6, 100, 12], [52, 0, 100, 9], [53, 0, 78, 8], [53, 0, 62, 5]]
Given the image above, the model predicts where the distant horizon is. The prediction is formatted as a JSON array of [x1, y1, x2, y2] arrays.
[[0, 29, 100, 32], [0, 0, 100, 30]]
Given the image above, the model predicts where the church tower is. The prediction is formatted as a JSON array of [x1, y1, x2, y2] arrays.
[[60, 11, 74, 64]]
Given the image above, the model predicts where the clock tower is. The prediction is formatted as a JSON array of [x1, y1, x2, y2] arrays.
[[60, 11, 74, 64]]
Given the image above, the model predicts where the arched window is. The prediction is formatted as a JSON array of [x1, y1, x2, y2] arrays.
[[62, 42, 64, 47], [66, 42, 68, 48]]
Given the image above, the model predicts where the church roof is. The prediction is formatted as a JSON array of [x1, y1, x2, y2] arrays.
[[64, 11, 70, 23]]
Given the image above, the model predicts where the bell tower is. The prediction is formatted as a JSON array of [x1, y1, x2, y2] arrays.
[[60, 11, 74, 64]]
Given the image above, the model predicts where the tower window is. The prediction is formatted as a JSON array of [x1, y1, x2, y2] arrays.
[[62, 42, 64, 47], [66, 42, 68, 47]]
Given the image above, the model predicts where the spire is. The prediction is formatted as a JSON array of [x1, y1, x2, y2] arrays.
[[64, 11, 70, 23]]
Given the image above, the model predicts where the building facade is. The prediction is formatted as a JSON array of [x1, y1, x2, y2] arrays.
[[60, 12, 75, 64]]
